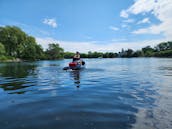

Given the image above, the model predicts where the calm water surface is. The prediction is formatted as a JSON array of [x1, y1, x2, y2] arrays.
[[0, 58, 172, 129]]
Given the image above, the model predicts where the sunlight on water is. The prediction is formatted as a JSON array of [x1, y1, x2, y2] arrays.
[[0, 58, 172, 129]]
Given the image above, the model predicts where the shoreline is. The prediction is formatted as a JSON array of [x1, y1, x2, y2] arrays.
[[0, 58, 22, 63], [0, 57, 172, 63]]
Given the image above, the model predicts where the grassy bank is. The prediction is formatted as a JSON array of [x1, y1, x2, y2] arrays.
[[0, 56, 22, 62]]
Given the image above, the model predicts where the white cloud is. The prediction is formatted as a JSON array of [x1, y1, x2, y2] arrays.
[[137, 18, 150, 24], [120, 10, 129, 18], [43, 18, 57, 28], [36, 37, 167, 53], [36, 37, 60, 50], [109, 26, 119, 31], [125, 0, 156, 15], [132, 24, 163, 34], [120, 0, 172, 39]]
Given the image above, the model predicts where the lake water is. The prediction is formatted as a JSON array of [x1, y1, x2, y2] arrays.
[[0, 58, 172, 129]]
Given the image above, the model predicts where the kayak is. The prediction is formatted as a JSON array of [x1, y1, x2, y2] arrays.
[[63, 60, 85, 70]]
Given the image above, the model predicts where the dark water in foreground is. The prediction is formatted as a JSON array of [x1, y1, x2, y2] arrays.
[[0, 58, 172, 129]]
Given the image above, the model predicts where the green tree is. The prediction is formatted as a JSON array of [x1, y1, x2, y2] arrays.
[[142, 46, 154, 57], [64, 52, 75, 58], [133, 50, 143, 57], [35, 44, 45, 59], [154, 50, 172, 57], [0, 26, 45, 60], [21, 36, 44, 60], [90, 52, 103, 58], [125, 49, 134, 57], [21, 43, 37, 60], [87, 51, 92, 58], [155, 41, 172, 51], [0, 26, 27, 57], [0, 42, 6, 55], [45, 43, 64, 59], [120, 49, 134, 57], [80, 53, 88, 58]]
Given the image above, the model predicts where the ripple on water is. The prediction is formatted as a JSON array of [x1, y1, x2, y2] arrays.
[[0, 59, 172, 129]]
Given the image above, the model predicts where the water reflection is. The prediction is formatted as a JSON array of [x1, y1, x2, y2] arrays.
[[0, 62, 37, 94], [0, 59, 172, 129], [0, 62, 36, 78], [0, 81, 29, 93], [70, 70, 80, 88]]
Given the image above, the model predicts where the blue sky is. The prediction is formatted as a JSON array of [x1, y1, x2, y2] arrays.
[[0, 0, 172, 52]]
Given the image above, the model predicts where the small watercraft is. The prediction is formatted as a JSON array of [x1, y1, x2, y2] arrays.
[[63, 60, 85, 70]]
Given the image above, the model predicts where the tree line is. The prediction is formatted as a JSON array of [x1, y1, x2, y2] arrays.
[[118, 41, 172, 58], [0, 26, 64, 61], [0, 26, 172, 61], [64, 42, 172, 58]]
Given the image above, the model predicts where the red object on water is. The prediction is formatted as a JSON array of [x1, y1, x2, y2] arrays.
[[69, 62, 77, 67]]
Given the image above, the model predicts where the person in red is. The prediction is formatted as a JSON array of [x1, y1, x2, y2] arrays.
[[66, 51, 85, 70]]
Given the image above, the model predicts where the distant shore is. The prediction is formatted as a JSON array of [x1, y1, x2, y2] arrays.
[[1, 57, 172, 63]]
